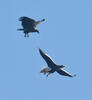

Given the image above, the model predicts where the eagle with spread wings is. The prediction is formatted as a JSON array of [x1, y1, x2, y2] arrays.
[[18, 16, 45, 37], [39, 48, 76, 77]]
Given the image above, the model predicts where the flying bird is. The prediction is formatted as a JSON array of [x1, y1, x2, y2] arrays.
[[39, 48, 76, 77], [17, 16, 45, 37]]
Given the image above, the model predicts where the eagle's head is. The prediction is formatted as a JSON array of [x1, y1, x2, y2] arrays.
[[57, 65, 66, 68], [34, 29, 40, 33], [61, 65, 66, 68]]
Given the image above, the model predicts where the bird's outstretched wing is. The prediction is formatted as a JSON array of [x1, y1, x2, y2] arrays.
[[19, 16, 35, 23], [57, 69, 76, 77], [19, 16, 36, 29], [39, 48, 56, 68]]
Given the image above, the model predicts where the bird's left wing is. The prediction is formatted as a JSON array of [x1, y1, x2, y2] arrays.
[[57, 69, 76, 77], [39, 48, 56, 68]]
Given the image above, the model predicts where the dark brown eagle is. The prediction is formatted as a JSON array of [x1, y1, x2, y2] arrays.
[[18, 16, 45, 37], [39, 48, 76, 77]]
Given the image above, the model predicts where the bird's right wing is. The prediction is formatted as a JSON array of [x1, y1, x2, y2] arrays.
[[39, 48, 56, 68], [19, 17, 35, 29], [57, 69, 76, 77], [20, 16, 35, 23]]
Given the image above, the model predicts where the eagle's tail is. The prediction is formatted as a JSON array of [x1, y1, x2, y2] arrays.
[[17, 28, 24, 31]]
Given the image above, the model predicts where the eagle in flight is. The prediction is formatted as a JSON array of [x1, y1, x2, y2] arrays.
[[39, 48, 76, 77], [18, 16, 45, 37]]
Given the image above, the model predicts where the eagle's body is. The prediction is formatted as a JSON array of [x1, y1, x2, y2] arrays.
[[39, 48, 76, 77], [18, 16, 45, 37]]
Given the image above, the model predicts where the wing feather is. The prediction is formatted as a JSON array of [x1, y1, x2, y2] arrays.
[[19, 17, 36, 29], [39, 49, 56, 68], [57, 69, 75, 77]]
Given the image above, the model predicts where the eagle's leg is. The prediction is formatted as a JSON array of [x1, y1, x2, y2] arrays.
[[24, 33, 27, 37], [46, 72, 51, 77], [27, 33, 29, 37]]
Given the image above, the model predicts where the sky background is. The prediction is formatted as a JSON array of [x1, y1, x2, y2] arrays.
[[0, 0, 92, 100]]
